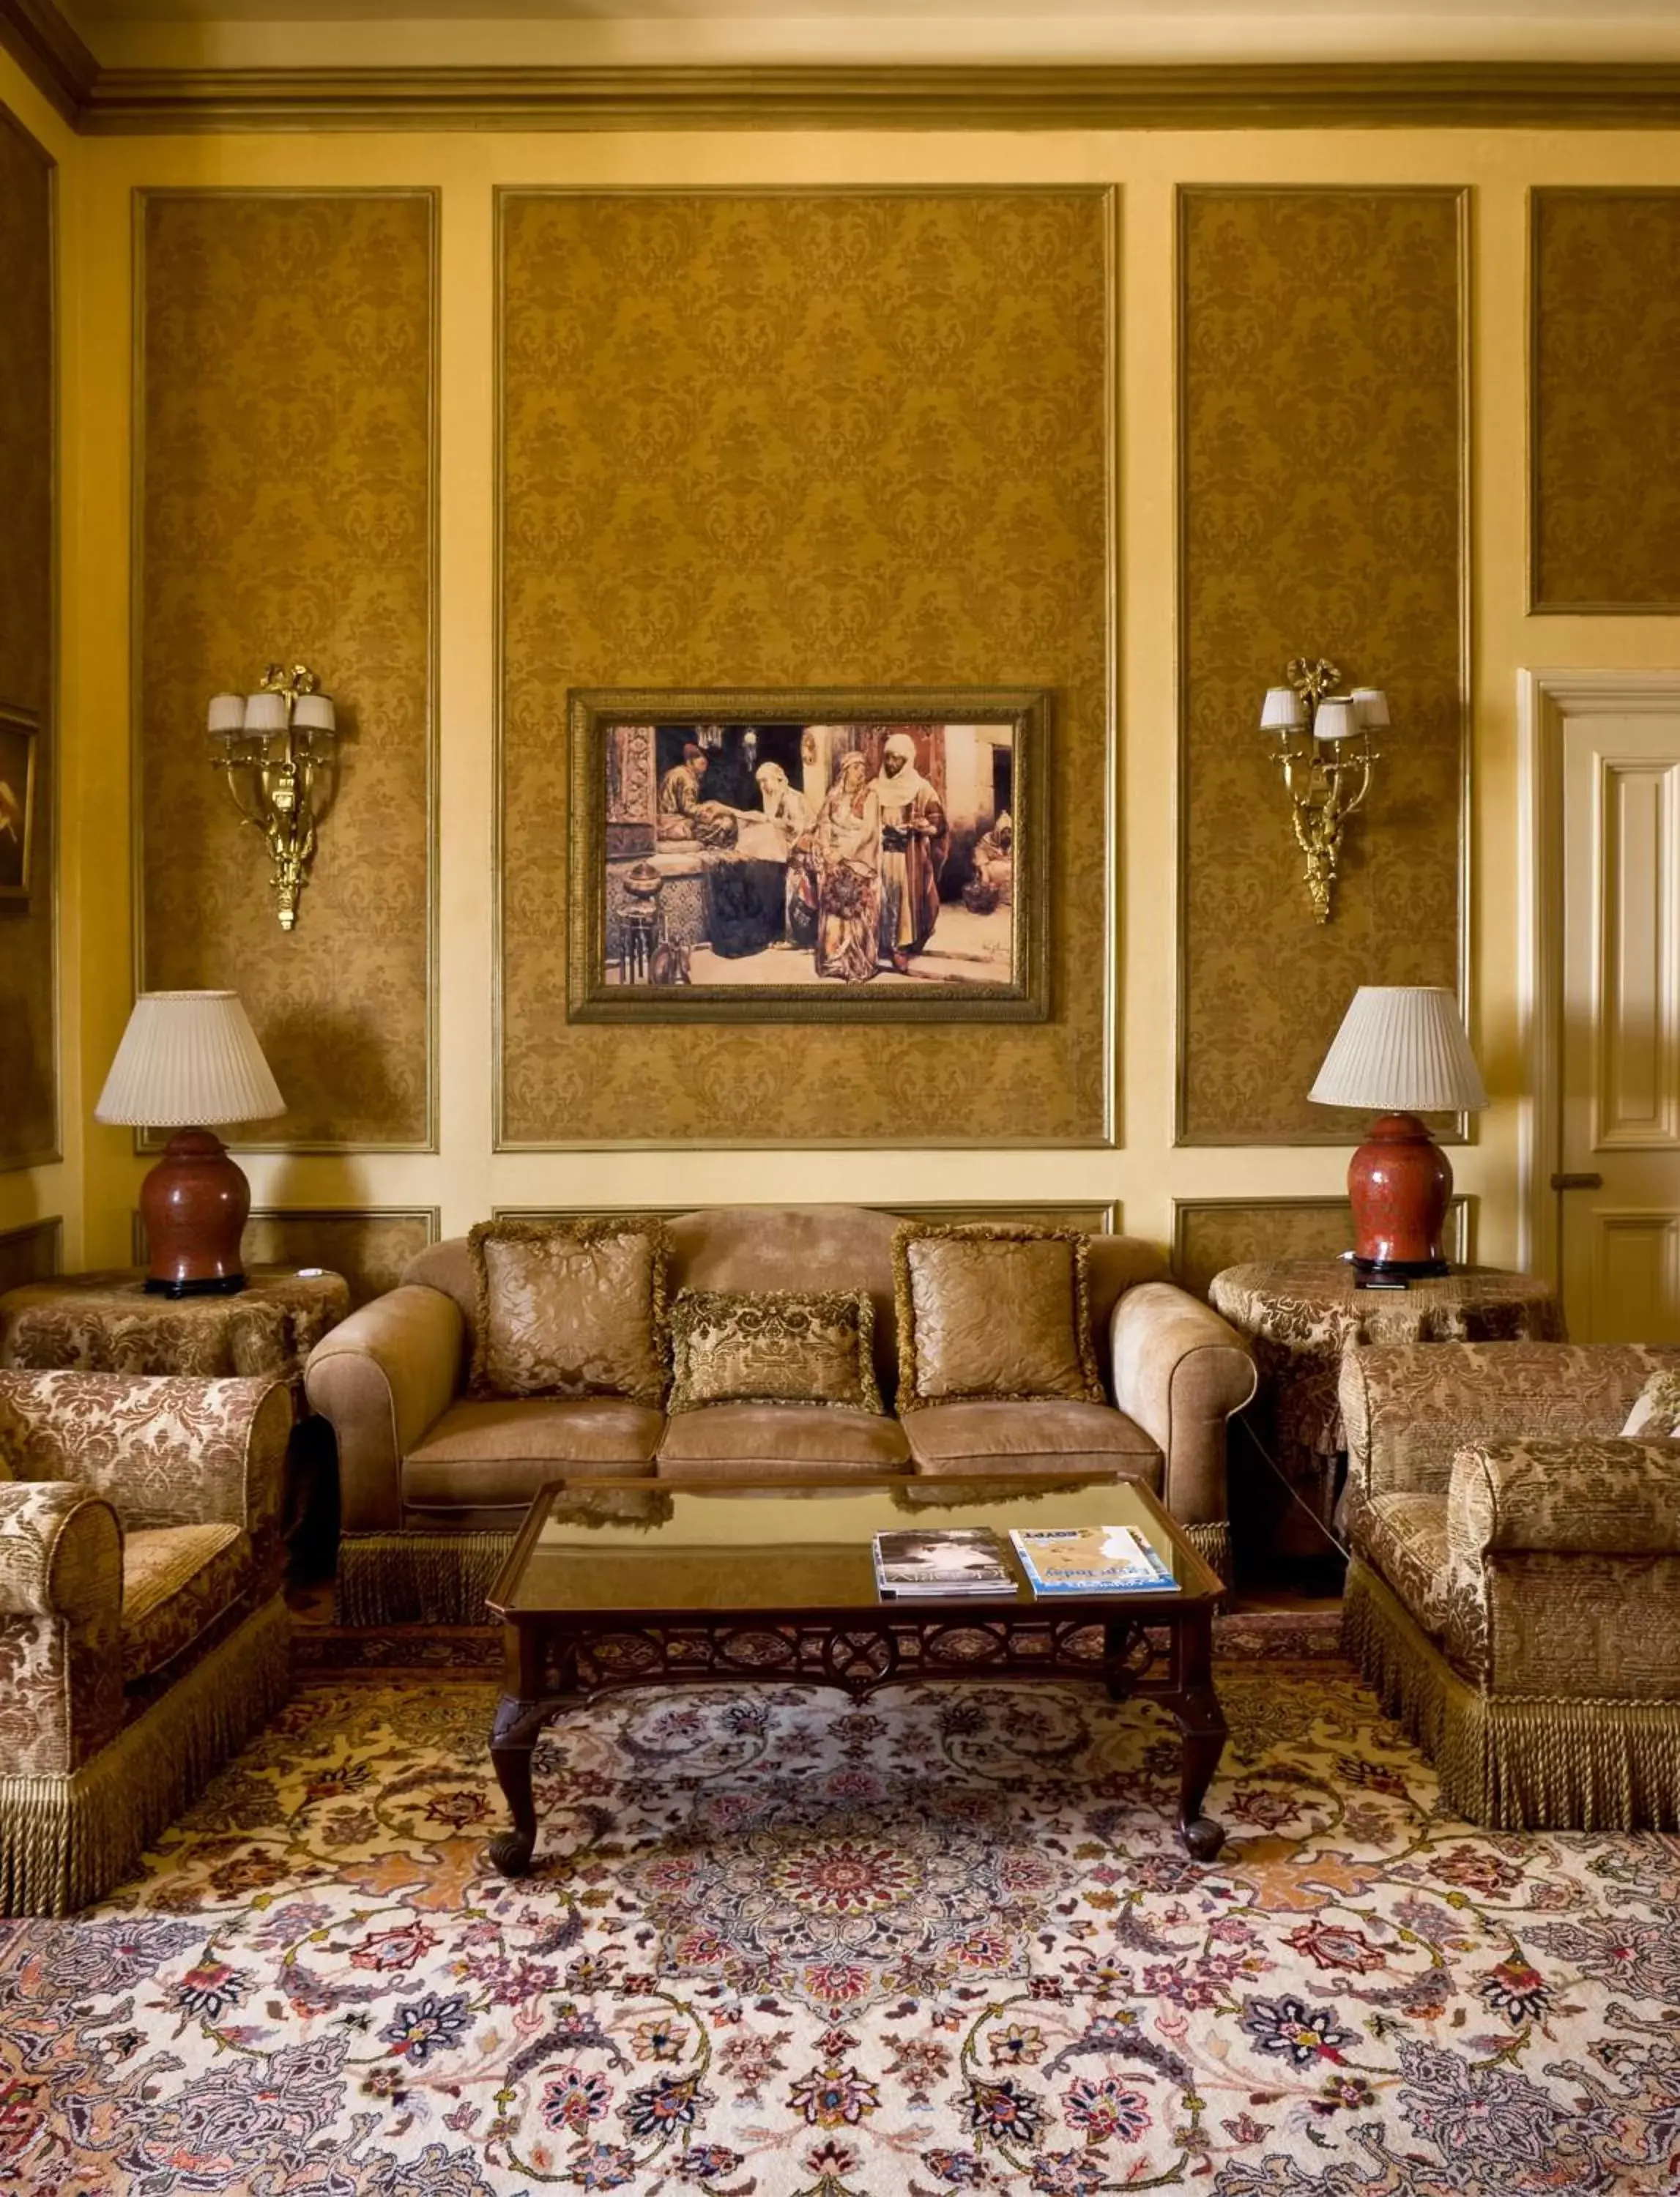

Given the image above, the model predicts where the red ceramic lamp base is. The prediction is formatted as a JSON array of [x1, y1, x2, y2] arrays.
[[1348, 1111, 1453, 1281], [139, 1128, 250, 1298]]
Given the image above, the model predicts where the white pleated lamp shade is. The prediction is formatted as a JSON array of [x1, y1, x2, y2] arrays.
[[1309, 986, 1488, 1114], [206, 693, 245, 736], [291, 693, 336, 735], [1312, 699, 1359, 742], [242, 692, 289, 735], [95, 991, 286, 1127], [1260, 685, 1307, 732], [1350, 686, 1391, 729]]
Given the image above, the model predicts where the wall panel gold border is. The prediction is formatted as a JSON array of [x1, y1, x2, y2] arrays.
[[0, 1215, 62, 1293], [0, 103, 57, 1173], [1528, 187, 1680, 614], [131, 187, 440, 1154], [1172, 1194, 1473, 1302], [495, 185, 1116, 1150], [1175, 185, 1471, 1148]]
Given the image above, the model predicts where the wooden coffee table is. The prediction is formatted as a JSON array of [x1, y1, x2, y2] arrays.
[[484, 1474, 1229, 1876]]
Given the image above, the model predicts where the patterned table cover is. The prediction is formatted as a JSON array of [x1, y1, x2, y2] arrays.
[[1209, 1259, 1565, 1549], [0, 1265, 349, 1386]]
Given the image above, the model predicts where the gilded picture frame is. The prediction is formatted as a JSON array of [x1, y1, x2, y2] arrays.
[[0, 707, 39, 906], [566, 688, 1050, 1024]]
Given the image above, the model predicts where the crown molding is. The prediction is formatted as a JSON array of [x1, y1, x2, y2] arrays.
[[0, 0, 97, 124], [9, 23, 1680, 135]]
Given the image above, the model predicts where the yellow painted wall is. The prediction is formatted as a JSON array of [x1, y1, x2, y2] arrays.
[[22, 98, 1680, 1275]]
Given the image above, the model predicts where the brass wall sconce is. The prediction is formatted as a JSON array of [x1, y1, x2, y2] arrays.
[[207, 664, 339, 932], [1259, 658, 1388, 924]]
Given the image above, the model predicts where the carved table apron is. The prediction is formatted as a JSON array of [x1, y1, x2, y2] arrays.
[[486, 1596, 1227, 1876]]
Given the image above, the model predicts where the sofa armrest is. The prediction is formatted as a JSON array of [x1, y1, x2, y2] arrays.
[[1110, 1282, 1257, 1526], [1339, 1342, 1679, 1512], [0, 1480, 124, 1774], [0, 1369, 291, 1545], [305, 1285, 465, 1534], [1450, 1437, 1680, 1558]]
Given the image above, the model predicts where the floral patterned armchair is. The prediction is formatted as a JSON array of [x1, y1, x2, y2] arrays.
[[0, 1370, 292, 1914], [1339, 1340, 1680, 1831]]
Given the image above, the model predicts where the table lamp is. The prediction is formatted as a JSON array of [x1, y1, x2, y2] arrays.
[[1308, 986, 1488, 1282], [94, 990, 286, 1298]]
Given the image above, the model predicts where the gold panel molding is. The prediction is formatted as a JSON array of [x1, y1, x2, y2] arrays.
[[132, 1205, 439, 1310], [1172, 1195, 1473, 1303], [498, 187, 1115, 1150], [1531, 190, 1680, 614], [50, 59, 1680, 136], [135, 189, 439, 1152], [0, 104, 56, 1173], [1177, 187, 1469, 1148], [0, 1215, 61, 1293]]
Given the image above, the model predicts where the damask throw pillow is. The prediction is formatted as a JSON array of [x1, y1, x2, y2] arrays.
[[891, 1221, 1106, 1410], [1621, 1368, 1680, 1439], [669, 1290, 884, 1414], [467, 1217, 671, 1408]]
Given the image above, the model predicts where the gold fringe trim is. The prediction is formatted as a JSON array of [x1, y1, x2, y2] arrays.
[[336, 1530, 515, 1627], [0, 1594, 290, 1917], [1343, 1558, 1680, 1832]]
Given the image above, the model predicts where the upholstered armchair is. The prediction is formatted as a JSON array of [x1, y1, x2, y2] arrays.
[[0, 1370, 292, 1914], [1339, 1340, 1680, 1830]]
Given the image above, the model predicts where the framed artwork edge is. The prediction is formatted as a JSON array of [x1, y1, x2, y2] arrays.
[[565, 685, 1051, 1025], [0, 704, 40, 907]]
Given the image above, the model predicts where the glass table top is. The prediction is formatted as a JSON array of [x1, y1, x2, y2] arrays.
[[491, 1476, 1221, 1618]]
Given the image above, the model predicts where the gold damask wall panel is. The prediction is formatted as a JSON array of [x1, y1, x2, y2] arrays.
[[1532, 190, 1680, 611], [138, 190, 436, 1149], [1178, 188, 1467, 1145], [499, 190, 1112, 1147], [1172, 1195, 1472, 1302], [0, 1219, 62, 1295], [0, 106, 55, 1171]]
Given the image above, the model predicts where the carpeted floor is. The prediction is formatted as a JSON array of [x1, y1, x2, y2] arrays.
[[5, 1657, 1679, 2196]]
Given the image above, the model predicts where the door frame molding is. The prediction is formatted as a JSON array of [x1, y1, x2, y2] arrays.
[[1518, 668, 1680, 1290]]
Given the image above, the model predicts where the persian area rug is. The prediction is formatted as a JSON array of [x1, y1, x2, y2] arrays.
[[5, 1665, 1677, 2197]]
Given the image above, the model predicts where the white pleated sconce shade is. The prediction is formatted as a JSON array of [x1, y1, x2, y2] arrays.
[[291, 694, 336, 734], [242, 691, 289, 735], [1312, 699, 1359, 743], [1350, 686, 1391, 729], [1260, 686, 1307, 732], [95, 991, 286, 1128], [206, 693, 245, 736], [1309, 986, 1488, 1115]]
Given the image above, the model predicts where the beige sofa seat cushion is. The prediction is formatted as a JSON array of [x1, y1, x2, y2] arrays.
[[122, 1522, 250, 1683], [903, 1399, 1161, 1482], [657, 1402, 910, 1479], [404, 1398, 664, 1512]]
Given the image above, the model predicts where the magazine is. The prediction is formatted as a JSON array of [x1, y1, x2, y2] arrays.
[[872, 1528, 1014, 1599], [1008, 1525, 1176, 1596]]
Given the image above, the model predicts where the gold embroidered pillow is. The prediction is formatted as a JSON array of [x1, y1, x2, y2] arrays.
[[669, 1290, 884, 1414], [892, 1222, 1105, 1410], [1622, 1369, 1680, 1438], [468, 1217, 671, 1408]]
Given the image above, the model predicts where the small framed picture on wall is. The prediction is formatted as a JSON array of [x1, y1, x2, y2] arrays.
[[566, 686, 1050, 1025], [0, 706, 38, 907]]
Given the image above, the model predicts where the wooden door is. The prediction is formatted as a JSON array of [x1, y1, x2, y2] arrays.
[[1560, 712, 1680, 1342]]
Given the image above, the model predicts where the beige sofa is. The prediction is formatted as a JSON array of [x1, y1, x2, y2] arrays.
[[305, 1206, 1257, 1624]]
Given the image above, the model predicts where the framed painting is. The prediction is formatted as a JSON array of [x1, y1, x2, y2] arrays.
[[566, 688, 1049, 1022], [0, 707, 38, 906]]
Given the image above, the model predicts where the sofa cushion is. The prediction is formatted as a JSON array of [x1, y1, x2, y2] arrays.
[[404, 1398, 664, 1510], [902, 1398, 1160, 1481], [122, 1523, 250, 1683], [656, 1402, 910, 1479], [467, 1217, 671, 1408], [893, 1223, 1106, 1409], [669, 1289, 883, 1414]]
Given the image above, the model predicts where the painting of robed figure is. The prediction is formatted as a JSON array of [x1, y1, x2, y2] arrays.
[[566, 689, 1048, 1023]]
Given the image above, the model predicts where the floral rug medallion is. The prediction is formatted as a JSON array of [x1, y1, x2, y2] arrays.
[[4, 1663, 1679, 2195]]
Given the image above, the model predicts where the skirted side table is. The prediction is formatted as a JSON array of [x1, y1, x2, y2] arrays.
[[0, 1265, 351, 1549], [1208, 1260, 1564, 1556]]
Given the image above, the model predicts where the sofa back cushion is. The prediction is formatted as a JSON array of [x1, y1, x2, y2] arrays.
[[467, 1218, 672, 1408], [405, 1209, 1170, 1409]]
